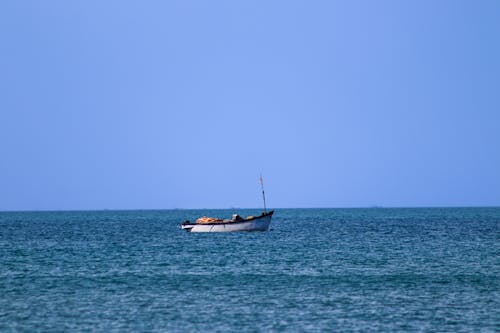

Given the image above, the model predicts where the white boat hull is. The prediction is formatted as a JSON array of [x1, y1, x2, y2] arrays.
[[181, 212, 273, 232]]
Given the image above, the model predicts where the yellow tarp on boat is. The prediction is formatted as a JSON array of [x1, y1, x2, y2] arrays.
[[195, 216, 224, 224]]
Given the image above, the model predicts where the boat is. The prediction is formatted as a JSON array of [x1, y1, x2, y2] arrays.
[[180, 174, 274, 232], [180, 210, 274, 232]]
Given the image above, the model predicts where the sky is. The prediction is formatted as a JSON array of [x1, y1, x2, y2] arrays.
[[1, 1, 499, 210]]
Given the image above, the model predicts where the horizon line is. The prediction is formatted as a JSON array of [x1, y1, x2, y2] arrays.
[[1, 205, 499, 213]]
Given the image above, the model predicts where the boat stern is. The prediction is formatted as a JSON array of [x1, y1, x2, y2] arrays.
[[180, 220, 195, 232]]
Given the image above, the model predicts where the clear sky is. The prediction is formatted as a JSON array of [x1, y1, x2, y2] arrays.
[[1, 1, 499, 210]]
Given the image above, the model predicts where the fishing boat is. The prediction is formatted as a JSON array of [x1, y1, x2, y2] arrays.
[[180, 210, 274, 232], [180, 174, 274, 232]]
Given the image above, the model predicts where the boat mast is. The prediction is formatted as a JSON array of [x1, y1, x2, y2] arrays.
[[260, 174, 267, 213]]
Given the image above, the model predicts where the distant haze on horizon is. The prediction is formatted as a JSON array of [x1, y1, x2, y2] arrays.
[[1, 1, 499, 211]]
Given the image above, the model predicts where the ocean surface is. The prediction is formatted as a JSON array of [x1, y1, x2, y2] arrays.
[[0, 208, 498, 332]]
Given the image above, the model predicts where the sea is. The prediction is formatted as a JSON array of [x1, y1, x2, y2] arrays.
[[0, 208, 498, 332]]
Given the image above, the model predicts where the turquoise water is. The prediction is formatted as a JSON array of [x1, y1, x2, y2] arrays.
[[1, 208, 499, 332]]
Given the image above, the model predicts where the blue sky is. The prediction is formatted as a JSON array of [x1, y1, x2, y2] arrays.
[[1, 1, 499, 210]]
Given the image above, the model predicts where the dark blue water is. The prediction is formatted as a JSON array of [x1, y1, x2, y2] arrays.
[[1, 208, 499, 332]]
